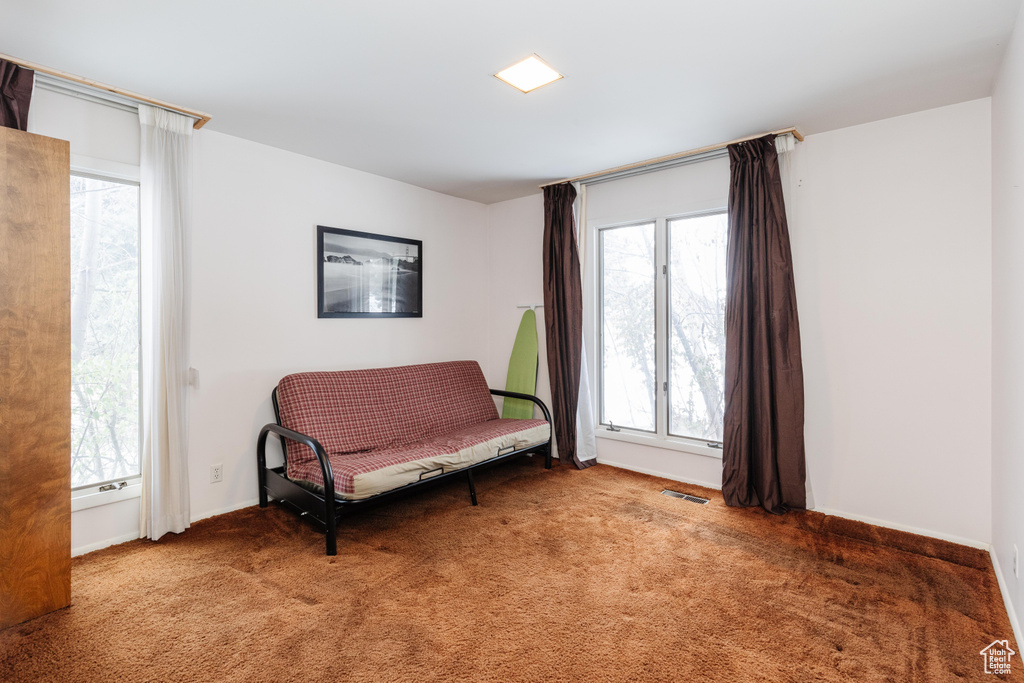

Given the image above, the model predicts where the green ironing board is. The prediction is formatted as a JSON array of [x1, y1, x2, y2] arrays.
[[502, 309, 539, 420]]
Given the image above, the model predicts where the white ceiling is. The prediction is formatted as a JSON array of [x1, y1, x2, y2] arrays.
[[3, 0, 1020, 204]]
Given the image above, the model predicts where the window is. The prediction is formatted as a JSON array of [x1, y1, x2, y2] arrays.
[[599, 222, 657, 432], [70, 174, 141, 490], [598, 211, 727, 445], [667, 213, 727, 441]]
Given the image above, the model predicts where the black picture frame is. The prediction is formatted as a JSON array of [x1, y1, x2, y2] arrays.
[[317, 226, 422, 318]]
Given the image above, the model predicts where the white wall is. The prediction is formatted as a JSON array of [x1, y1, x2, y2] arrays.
[[187, 131, 490, 520], [29, 90, 491, 552], [482, 195, 551, 410], [493, 100, 994, 546], [30, 77, 997, 556], [790, 99, 992, 546], [29, 88, 140, 168], [992, 3, 1024, 639]]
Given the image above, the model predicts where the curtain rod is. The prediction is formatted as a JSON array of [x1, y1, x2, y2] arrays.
[[539, 126, 804, 188], [0, 52, 212, 129]]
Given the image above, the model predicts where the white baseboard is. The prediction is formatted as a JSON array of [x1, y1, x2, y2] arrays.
[[598, 459, 989, 550], [600, 457, 1020, 648], [72, 498, 261, 558], [990, 547, 1023, 648], [189, 498, 260, 524], [596, 458, 722, 492], [811, 507, 990, 550], [72, 532, 140, 557]]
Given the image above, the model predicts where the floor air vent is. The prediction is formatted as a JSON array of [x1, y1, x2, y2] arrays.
[[661, 490, 710, 505]]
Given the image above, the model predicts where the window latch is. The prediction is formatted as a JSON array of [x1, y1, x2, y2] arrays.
[[606, 421, 621, 432], [707, 442, 723, 449]]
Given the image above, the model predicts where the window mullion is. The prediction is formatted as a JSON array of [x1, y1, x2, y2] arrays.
[[654, 217, 668, 438]]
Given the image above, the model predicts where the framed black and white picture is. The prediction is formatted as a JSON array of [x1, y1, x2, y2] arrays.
[[317, 226, 422, 318]]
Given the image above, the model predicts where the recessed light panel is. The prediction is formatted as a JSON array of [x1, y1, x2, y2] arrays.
[[495, 55, 563, 93]]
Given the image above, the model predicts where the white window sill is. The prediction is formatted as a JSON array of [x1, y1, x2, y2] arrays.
[[71, 480, 142, 512], [595, 428, 723, 460]]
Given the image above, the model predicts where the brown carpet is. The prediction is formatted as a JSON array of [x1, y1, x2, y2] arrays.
[[0, 460, 1018, 682]]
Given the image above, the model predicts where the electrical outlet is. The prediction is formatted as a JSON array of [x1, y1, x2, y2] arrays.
[[1014, 545, 1019, 579], [210, 464, 223, 484]]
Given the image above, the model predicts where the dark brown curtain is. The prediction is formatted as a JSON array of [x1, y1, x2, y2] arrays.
[[722, 135, 806, 514], [0, 61, 34, 131], [542, 183, 593, 469]]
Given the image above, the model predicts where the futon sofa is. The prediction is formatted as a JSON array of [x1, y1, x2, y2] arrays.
[[257, 360, 552, 555]]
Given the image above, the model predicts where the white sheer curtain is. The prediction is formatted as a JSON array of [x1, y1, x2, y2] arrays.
[[574, 183, 599, 464], [773, 132, 814, 509], [139, 105, 193, 541]]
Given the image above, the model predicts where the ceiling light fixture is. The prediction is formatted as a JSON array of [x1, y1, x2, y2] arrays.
[[494, 55, 563, 93]]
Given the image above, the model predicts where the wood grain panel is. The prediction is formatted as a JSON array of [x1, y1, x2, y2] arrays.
[[0, 126, 71, 629]]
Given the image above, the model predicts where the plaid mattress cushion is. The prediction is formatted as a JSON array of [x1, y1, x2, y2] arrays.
[[277, 361, 500, 474], [288, 418, 549, 496]]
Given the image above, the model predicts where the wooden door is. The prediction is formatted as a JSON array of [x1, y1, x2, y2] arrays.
[[0, 126, 71, 629]]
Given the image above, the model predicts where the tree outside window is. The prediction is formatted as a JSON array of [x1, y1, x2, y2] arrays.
[[599, 212, 726, 443], [70, 175, 140, 488]]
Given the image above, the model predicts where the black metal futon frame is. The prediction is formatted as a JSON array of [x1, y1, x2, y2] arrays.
[[257, 388, 552, 555]]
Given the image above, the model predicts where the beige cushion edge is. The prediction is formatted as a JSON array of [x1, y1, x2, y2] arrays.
[[341, 423, 551, 500]]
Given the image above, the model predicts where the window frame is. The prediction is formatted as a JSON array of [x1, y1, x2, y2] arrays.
[[594, 207, 728, 459], [69, 157, 144, 509], [597, 219, 658, 434]]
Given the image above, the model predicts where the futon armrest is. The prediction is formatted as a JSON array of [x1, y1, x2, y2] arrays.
[[257, 424, 336, 502], [489, 389, 552, 425]]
